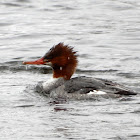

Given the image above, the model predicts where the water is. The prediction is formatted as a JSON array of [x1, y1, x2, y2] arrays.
[[0, 0, 140, 139]]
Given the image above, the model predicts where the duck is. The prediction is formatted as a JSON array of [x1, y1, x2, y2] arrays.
[[23, 43, 137, 100]]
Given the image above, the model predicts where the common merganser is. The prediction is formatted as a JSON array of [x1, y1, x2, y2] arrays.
[[23, 43, 137, 99]]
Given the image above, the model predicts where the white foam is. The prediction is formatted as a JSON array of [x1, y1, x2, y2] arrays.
[[87, 90, 107, 95]]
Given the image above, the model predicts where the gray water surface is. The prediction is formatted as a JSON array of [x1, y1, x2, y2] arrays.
[[0, 0, 140, 139]]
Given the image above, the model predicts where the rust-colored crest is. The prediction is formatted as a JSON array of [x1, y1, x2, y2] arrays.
[[44, 43, 78, 80]]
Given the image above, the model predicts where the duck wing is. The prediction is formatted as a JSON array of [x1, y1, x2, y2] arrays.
[[64, 76, 137, 95]]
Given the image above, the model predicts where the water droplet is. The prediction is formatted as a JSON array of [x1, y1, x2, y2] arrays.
[[60, 67, 63, 70]]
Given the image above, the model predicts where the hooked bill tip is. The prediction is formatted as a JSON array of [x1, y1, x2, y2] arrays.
[[23, 61, 26, 65]]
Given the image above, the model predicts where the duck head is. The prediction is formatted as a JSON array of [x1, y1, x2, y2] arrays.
[[23, 43, 78, 80]]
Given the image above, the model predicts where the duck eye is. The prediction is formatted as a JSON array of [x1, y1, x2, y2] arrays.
[[44, 59, 50, 62]]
